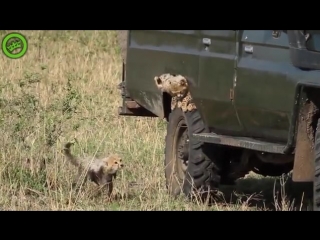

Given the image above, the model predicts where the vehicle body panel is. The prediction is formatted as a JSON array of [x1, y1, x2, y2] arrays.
[[235, 30, 295, 143], [125, 30, 200, 118], [193, 30, 243, 135], [234, 30, 320, 144], [123, 30, 320, 147]]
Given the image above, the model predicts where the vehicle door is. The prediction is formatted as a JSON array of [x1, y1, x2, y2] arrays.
[[234, 30, 295, 142], [193, 30, 241, 135]]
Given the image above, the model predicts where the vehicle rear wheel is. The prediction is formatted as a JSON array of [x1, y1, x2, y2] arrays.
[[164, 108, 221, 200], [314, 118, 320, 210], [164, 108, 189, 196]]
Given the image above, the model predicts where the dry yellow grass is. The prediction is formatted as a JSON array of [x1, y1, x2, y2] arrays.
[[0, 30, 310, 210]]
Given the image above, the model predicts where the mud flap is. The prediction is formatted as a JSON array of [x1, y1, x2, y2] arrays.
[[292, 102, 315, 182]]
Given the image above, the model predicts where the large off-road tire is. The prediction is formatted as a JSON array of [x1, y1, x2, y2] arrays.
[[314, 119, 320, 210], [164, 108, 221, 199], [117, 30, 128, 63]]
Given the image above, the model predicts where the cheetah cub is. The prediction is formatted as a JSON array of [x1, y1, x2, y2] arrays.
[[154, 73, 196, 111], [154, 73, 189, 98], [62, 142, 124, 196]]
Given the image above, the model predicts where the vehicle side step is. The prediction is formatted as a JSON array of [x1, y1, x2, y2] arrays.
[[118, 100, 157, 117], [192, 133, 287, 154]]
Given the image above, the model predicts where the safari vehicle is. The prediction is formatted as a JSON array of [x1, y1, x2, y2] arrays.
[[117, 30, 320, 210]]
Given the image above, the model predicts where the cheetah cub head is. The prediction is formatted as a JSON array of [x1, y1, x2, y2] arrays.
[[101, 154, 124, 175], [154, 74, 189, 98]]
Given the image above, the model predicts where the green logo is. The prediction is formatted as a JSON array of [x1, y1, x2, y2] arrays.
[[2, 32, 28, 59]]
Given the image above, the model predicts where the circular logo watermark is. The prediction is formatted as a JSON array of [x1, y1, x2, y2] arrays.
[[2, 32, 28, 59]]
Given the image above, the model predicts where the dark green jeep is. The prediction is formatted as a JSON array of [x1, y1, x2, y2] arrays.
[[117, 30, 320, 210]]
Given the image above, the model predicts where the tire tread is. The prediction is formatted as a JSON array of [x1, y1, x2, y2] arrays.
[[314, 119, 320, 210]]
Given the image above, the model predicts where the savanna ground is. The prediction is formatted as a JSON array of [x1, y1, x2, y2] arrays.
[[0, 30, 312, 210]]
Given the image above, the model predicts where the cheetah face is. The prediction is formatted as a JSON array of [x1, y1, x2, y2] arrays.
[[168, 79, 188, 98], [154, 74, 188, 98], [103, 154, 124, 175]]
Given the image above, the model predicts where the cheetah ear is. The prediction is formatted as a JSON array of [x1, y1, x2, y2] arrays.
[[180, 78, 187, 86], [154, 76, 162, 88]]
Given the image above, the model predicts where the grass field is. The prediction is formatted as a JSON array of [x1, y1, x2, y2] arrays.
[[0, 30, 311, 210]]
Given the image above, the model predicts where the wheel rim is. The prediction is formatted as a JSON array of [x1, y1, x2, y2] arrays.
[[173, 119, 189, 182]]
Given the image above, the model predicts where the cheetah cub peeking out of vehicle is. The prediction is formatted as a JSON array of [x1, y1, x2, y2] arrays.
[[62, 142, 124, 196], [154, 73, 189, 98], [154, 73, 196, 112]]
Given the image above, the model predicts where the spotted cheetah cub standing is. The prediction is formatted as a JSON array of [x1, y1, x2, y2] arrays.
[[62, 142, 124, 196]]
